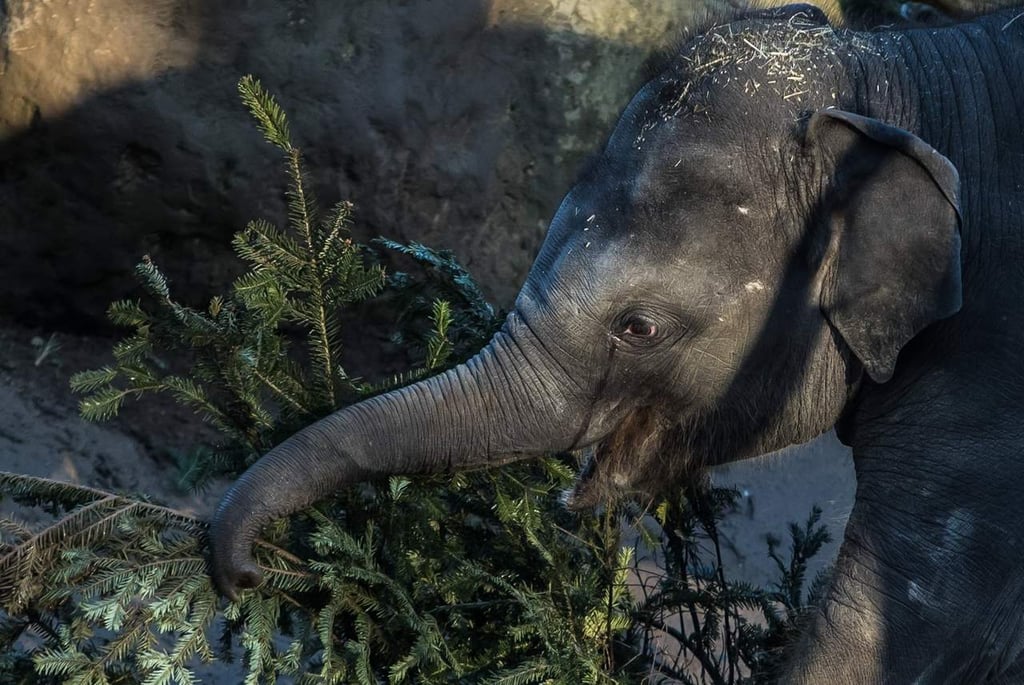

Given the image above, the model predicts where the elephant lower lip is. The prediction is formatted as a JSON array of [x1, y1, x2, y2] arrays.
[[566, 449, 633, 511], [565, 406, 681, 510]]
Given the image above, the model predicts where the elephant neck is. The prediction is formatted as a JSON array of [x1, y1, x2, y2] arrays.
[[852, 16, 1024, 273]]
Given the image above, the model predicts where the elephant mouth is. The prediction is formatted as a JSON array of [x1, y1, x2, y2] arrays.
[[565, 448, 673, 511], [564, 405, 702, 511], [563, 450, 606, 510]]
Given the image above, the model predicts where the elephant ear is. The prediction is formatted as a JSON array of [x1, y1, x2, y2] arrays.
[[808, 109, 963, 383]]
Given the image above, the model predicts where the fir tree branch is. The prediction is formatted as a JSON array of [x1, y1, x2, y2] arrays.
[[238, 76, 292, 151], [642, 616, 727, 685], [254, 539, 305, 567], [249, 366, 312, 417]]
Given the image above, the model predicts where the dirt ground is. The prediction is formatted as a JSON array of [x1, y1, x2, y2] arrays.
[[0, 321, 227, 526], [713, 431, 854, 589]]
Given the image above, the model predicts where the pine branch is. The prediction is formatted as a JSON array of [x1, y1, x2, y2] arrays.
[[238, 75, 292, 151], [234, 218, 309, 278], [377, 239, 495, 325], [250, 365, 313, 417], [76, 384, 157, 421], [425, 299, 453, 370]]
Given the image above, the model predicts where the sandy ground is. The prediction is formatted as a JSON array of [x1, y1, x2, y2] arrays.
[[713, 431, 854, 590], [0, 323, 226, 526]]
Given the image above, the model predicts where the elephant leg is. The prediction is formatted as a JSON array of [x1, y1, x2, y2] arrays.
[[783, 447, 1024, 683]]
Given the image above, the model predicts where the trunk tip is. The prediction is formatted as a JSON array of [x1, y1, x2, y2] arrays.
[[209, 551, 264, 601], [208, 497, 266, 600]]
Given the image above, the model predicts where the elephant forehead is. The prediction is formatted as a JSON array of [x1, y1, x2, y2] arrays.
[[549, 167, 781, 285], [590, 233, 772, 299], [598, 22, 870, 219], [649, 15, 875, 121]]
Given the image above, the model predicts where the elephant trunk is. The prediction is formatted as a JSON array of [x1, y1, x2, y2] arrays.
[[209, 320, 584, 598]]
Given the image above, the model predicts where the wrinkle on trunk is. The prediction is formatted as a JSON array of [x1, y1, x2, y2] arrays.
[[208, 322, 584, 599]]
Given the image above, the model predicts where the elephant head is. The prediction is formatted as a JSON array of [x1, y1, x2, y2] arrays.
[[209, 6, 961, 599]]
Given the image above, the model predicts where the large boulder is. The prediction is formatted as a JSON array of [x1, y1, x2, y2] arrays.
[[0, 0, 703, 329]]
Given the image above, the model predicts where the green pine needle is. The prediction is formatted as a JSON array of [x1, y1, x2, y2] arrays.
[[425, 299, 453, 370], [77, 386, 131, 421], [107, 299, 149, 327], [239, 75, 292, 151], [68, 367, 119, 393]]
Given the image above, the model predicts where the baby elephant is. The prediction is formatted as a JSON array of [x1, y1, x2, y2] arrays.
[[211, 4, 1024, 682]]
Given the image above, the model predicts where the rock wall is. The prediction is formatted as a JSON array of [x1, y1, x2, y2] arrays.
[[0, 0, 704, 329]]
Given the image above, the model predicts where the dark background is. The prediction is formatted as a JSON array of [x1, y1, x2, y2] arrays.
[[0, 0, 702, 330]]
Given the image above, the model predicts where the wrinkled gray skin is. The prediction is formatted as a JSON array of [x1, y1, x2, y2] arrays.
[[211, 5, 1024, 681]]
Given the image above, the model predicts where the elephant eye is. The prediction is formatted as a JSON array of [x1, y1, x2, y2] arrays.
[[617, 313, 660, 343], [625, 318, 657, 337]]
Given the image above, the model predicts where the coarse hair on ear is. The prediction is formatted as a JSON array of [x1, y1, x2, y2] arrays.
[[807, 108, 963, 383]]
